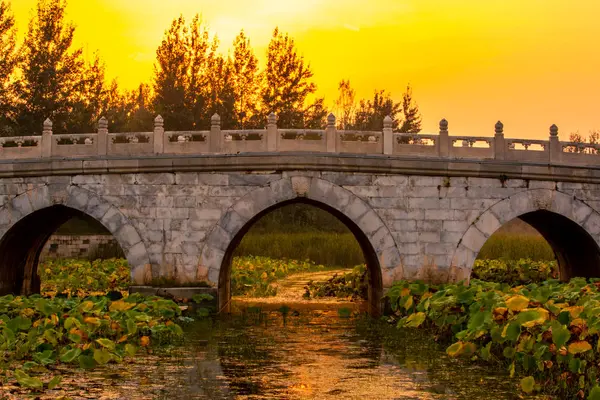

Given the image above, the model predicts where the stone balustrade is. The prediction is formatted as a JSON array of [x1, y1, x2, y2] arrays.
[[0, 113, 597, 167]]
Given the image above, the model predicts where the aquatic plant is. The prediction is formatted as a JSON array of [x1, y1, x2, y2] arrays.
[[387, 278, 600, 398], [303, 264, 367, 301], [231, 256, 326, 297], [0, 293, 184, 390], [472, 258, 558, 285]]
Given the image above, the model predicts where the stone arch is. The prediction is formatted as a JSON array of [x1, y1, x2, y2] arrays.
[[451, 188, 600, 282], [0, 183, 150, 295], [199, 176, 401, 314]]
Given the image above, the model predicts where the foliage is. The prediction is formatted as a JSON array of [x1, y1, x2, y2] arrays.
[[303, 265, 368, 301], [387, 278, 600, 398], [334, 79, 356, 130], [477, 233, 555, 261], [261, 27, 325, 128], [472, 259, 559, 285], [231, 256, 325, 297], [234, 232, 364, 267], [397, 85, 422, 133], [229, 30, 261, 128], [0, 292, 184, 390], [0, 0, 17, 136], [15, 0, 84, 135], [39, 259, 130, 298]]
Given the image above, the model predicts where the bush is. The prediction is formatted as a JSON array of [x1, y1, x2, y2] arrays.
[[303, 265, 367, 301], [472, 259, 558, 285], [477, 234, 554, 261], [234, 232, 364, 267]]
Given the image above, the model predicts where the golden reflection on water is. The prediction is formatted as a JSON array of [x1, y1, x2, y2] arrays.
[[3, 302, 529, 400]]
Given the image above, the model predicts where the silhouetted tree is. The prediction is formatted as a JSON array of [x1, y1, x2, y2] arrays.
[[230, 30, 261, 128], [334, 79, 356, 130], [69, 54, 108, 133], [262, 28, 321, 128], [15, 0, 84, 135], [0, 1, 17, 136], [397, 85, 421, 133], [351, 90, 401, 131]]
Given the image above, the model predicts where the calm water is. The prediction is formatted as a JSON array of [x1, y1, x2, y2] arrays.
[[32, 303, 534, 400]]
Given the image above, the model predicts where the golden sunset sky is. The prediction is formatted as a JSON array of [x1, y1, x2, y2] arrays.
[[11, 0, 600, 139]]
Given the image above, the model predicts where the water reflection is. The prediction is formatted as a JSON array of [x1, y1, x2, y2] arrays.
[[38, 303, 533, 399]]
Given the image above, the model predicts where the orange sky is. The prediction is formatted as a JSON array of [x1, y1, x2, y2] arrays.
[[11, 0, 600, 139]]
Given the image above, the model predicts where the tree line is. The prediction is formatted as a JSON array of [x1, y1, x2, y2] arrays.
[[0, 0, 422, 136]]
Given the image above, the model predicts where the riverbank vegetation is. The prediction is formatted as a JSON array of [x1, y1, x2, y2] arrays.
[[387, 278, 600, 398]]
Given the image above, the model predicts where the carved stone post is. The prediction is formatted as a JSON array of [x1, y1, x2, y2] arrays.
[[267, 112, 277, 151], [383, 115, 393, 155], [326, 113, 337, 153], [153, 115, 164, 154], [438, 119, 449, 157], [97, 116, 108, 156], [210, 113, 221, 153], [494, 121, 505, 160], [41, 118, 52, 158], [549, 124, 560, 163]]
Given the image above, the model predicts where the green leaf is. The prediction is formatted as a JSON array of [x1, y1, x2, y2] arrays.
[[47, 375, 62, 390], [78, 354, 96, 369], [59, 348, 81, 363], [405, 312, 427, 328], [14, 369, 43, 389], [93, 348, 112, 365], [520, 376, 535, 394], [127, 319, 138, 334], [96, 338, 116, 351], [552, 322, 571, 348], [124, 343, 137, 357], [588, 386, 600, 400]]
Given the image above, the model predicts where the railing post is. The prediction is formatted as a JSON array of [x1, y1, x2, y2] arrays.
[[267, 112, 277, 151], [549, 124, 560, 163], [41, 118, 52, 158], [97, 116, 108, 156], [210, 113, 221, 153], [326, 113, 336, 152], [494, 121, 505, 160], [383, 115, 393, 155], [438, 118, 449, 157], [153, 115, 164, 154]]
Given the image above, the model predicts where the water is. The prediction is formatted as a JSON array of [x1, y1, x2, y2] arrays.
[[25, 302, 536, 400]]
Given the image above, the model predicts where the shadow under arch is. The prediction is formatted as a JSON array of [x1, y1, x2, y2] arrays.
[[452, 188, 600, 282], [0, 205, 115, 295], [0, 183, 151, 295], [219, 198, 384, 316], [518, 210, 600, 280]]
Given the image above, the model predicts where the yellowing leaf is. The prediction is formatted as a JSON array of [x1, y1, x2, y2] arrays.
[[140, 336, 150, 347], [506, 295, 529, 312], [565, 306, 584, 318], [109, 300, 136, 312], [520, 376, 535, 394], [84, 317, 100, 326], [519, 308, 549, 328], [400, 288, 410, 297], [568, 340, 592, 354]]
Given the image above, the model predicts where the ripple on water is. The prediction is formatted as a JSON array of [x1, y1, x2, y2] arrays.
[[10, 304, 542, 400]]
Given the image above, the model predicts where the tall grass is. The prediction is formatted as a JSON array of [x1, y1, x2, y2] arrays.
[[476, 233, 554, 261], [233, 232, 364, 267]]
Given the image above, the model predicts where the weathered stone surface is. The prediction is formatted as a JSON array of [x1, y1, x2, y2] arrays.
[[1, 169, 600, 315]]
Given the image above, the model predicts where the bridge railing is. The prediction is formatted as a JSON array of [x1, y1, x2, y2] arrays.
[[0, 113, 597, 167]]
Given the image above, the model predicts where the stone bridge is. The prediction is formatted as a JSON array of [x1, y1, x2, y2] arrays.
[[1, 113, 600, 313]]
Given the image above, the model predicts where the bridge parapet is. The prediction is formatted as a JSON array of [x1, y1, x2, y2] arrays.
[[0, 113, 597, 167]]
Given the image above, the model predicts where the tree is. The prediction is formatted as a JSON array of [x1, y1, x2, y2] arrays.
[[229, 30, 260, 128], [0, 1, 17, 136], [334, 80, 355, 130], [15, 0, 84, 135], [261, 28, 318, 128], [185, 14, 211, 129], [568, 130, 600, 154], [204, 38, 236, 128], [152, 15, 192, 130], [351, 90, 401, 131], [68, 54, 108, 133], [397, 85, 421, 133]]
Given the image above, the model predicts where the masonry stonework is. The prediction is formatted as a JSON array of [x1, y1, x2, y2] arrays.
[[2, 171, 600, 297]]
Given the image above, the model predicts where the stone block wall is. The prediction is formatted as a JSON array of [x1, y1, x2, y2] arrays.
[[40, 234, 119, 261]]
